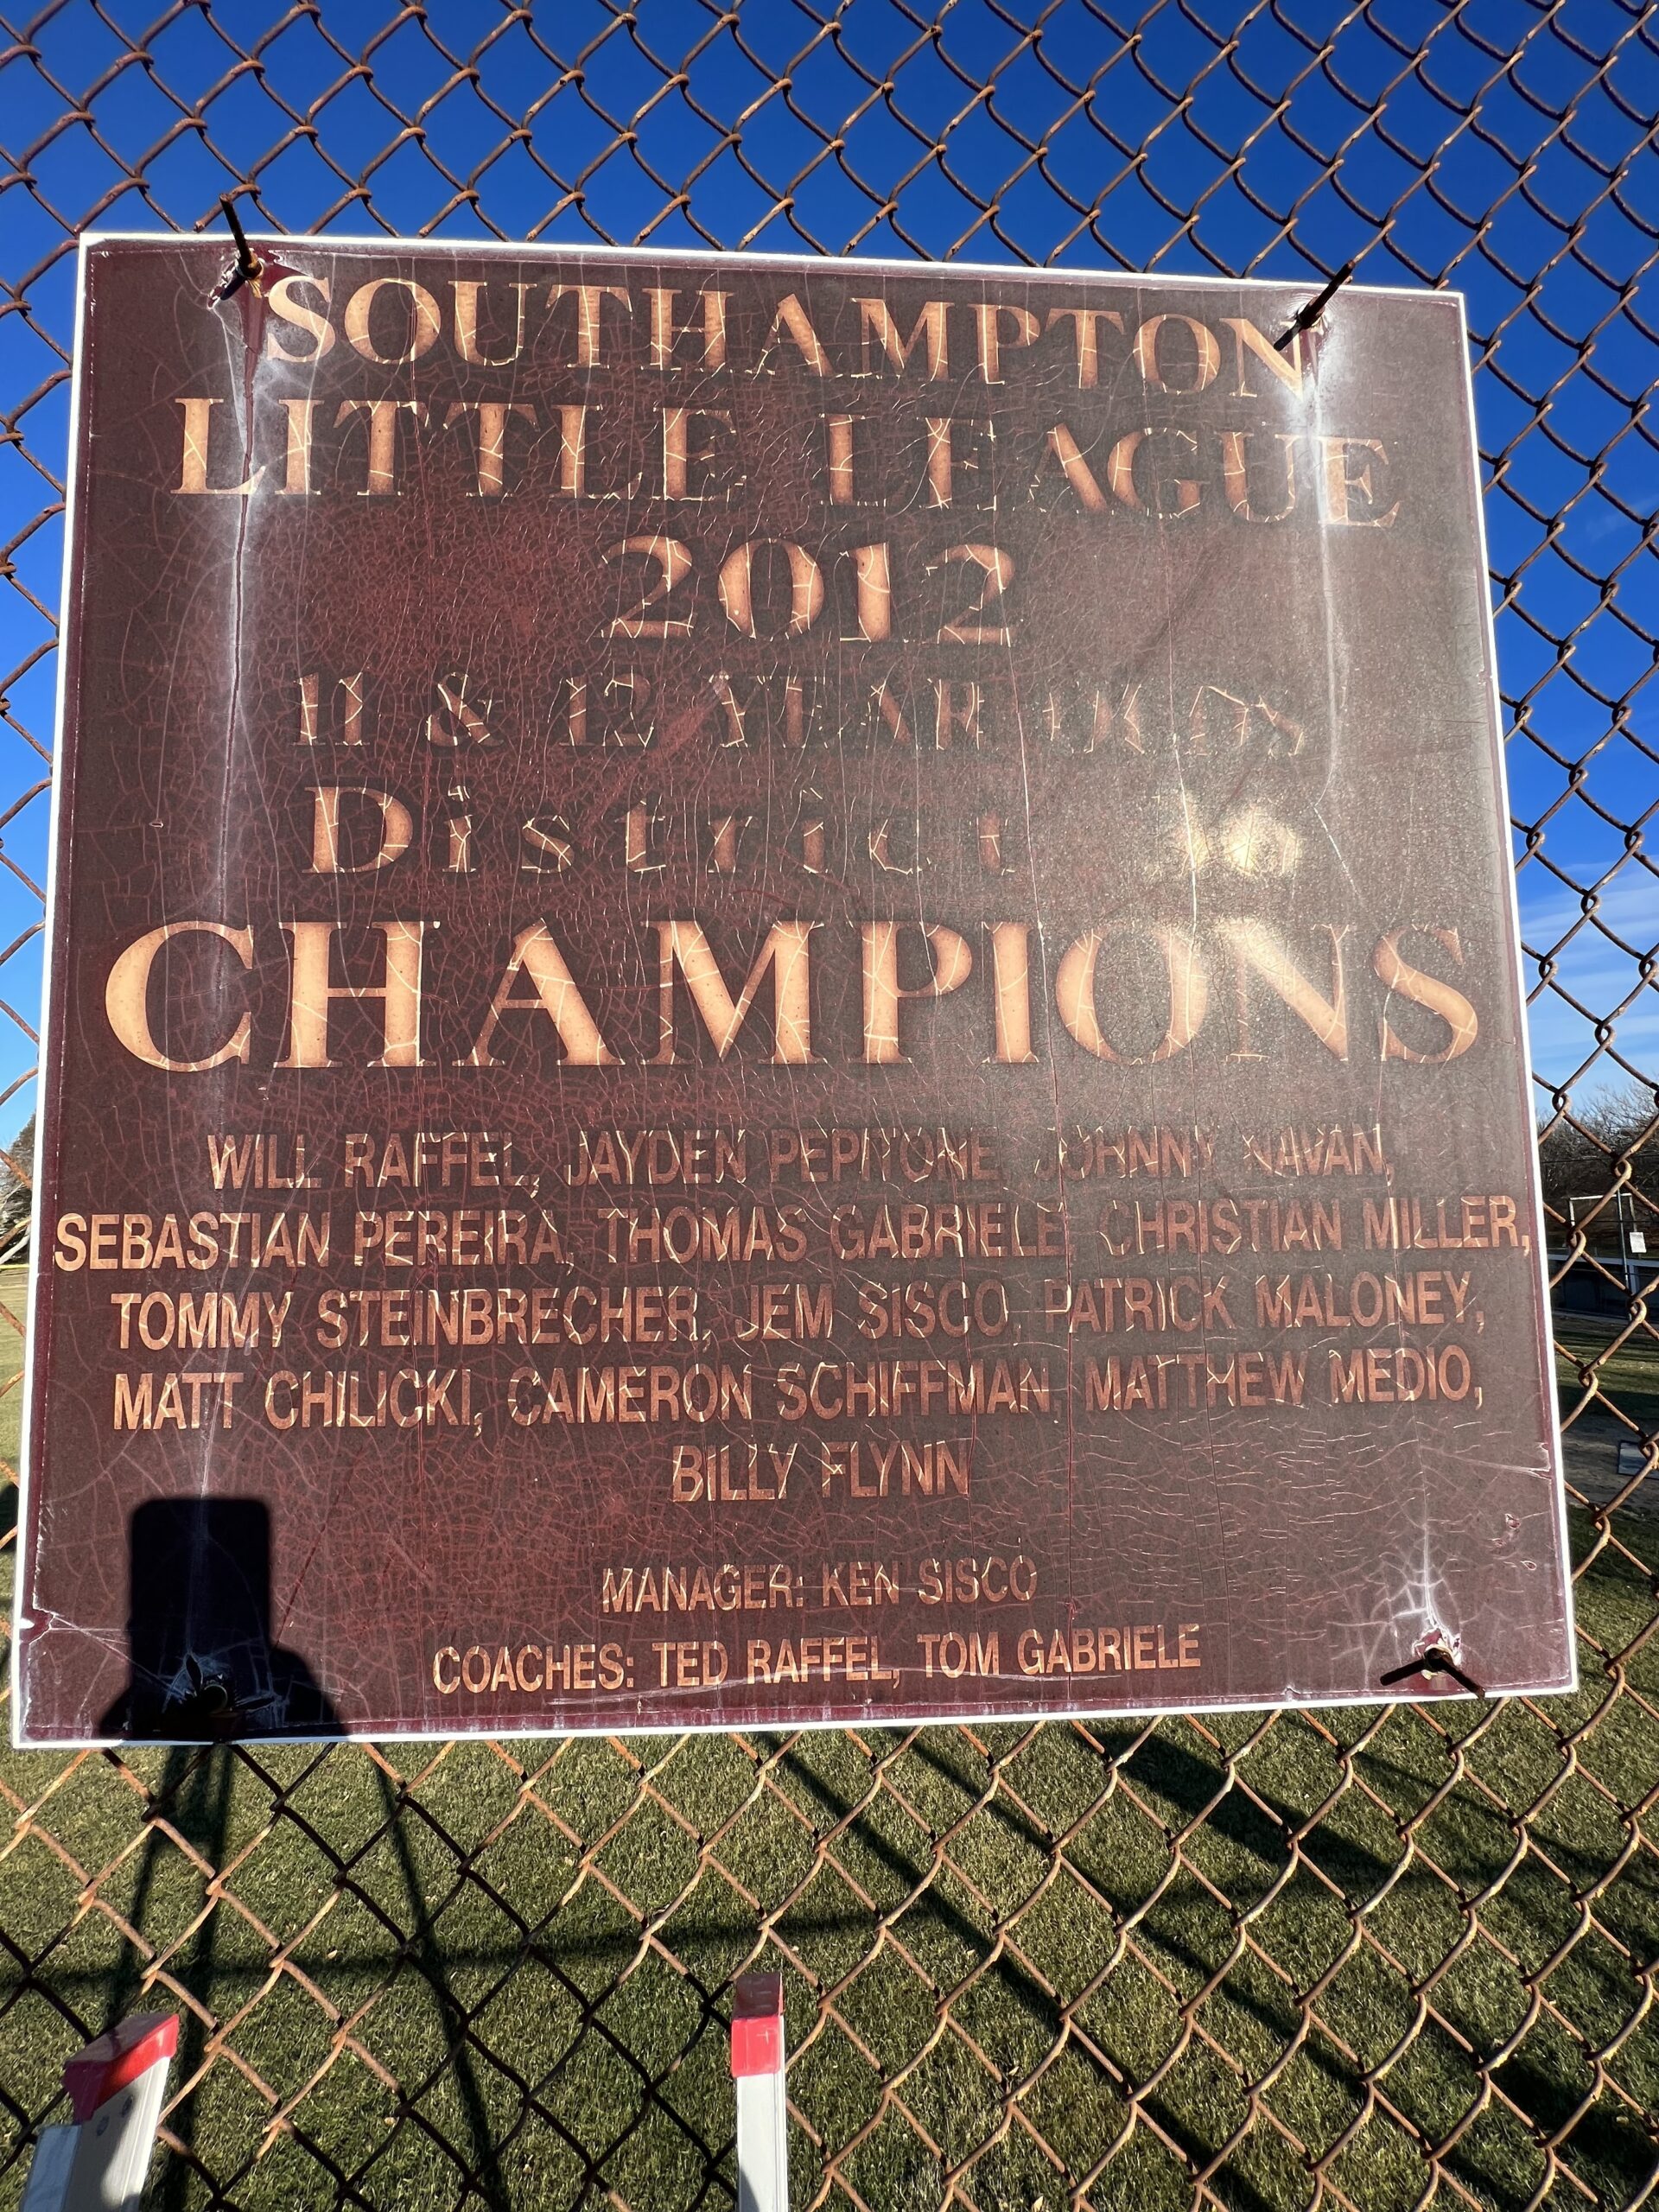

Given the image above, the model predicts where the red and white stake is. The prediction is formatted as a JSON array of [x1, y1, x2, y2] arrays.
[[730, 1974, 787, 2212], [21, 2012, 177, 2212]]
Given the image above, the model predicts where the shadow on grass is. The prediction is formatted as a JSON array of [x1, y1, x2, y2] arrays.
[[92, 1744, 233, 2212], [49, 1518, 1652, 2212], [355, 1762, 512, 2212], [59, 1721, 1649, 2212], [780, 1734, 1302, 2212]]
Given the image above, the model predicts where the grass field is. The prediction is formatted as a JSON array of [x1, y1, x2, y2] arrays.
[[1557, 1320, 1659, 1442], [0, 1265, 24, 1476], [1, 1274, 1656, 2210]]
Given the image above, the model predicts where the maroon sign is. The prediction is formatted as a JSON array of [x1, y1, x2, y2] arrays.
[[15, 236, 1572, 1742]]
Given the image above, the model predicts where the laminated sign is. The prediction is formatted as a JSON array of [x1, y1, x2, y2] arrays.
[[15, 236, 1573, 1743]]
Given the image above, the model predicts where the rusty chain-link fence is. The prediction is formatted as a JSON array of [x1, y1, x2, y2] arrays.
[[2, 3, 1656, 2207]]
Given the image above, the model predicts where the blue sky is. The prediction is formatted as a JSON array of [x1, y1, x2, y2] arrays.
[[1, 0, 1654, 1140]]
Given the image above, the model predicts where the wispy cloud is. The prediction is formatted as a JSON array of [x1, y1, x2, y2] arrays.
[[1516, 865, 1659, 1086]]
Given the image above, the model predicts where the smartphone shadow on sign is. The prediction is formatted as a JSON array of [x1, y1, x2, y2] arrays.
[[99, 1498, 340, 1739]]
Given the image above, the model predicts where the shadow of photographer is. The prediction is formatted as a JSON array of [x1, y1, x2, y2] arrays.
[[99, 1497, 339, 1741]]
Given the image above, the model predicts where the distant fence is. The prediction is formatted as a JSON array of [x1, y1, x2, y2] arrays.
[[2, 5, 1656, 2208]]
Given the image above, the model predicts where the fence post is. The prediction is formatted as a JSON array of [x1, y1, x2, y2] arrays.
[[21, 2012, 178, 2212], [730, 1973, 786, 2212]]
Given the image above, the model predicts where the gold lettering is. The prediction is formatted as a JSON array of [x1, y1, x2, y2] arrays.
[[855, 297, 950, 378], [655, 922, 818, 1065], [549, 283, 631, 365], [1109, 426, 1200, 516], [334, 398, 428, 496], [646, 286, 728, 370], [308, 786, 413, 874], [444, 400, 536, 497], [1055, 926, 1207, 1062], [1375, 927, 1478, 1063], [450, 277, 534, 366], [717, 539, 823, 638], [343, 276, 442, 364], [1134, 313, 1220, 392], [1220, 429, 1296, 522], [1321, 435, 1399, 525], [174, 397, 263, 496], [279, 921, 427, 1069], [467, 923, 615, 1065], [105, 923, 253, 1072], [987, 922, 1037, 1065], [277, 399, 320, 495], [1036, 423, 1108, 512], [1044, 305, 1123, 388], [861, 923, 973, 1065], [759, 294, 831, 374], [1223, 315, 1303, 397], [1221, 921, 1349, 1059], [974, 302, 1039, 384], [264, 275, 334, 361]]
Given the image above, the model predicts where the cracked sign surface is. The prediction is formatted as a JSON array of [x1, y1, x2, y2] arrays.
[[15, 237, 1573, 1742]]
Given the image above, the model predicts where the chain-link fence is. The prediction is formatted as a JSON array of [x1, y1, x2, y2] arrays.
[[2, 3, 1656, 2207]]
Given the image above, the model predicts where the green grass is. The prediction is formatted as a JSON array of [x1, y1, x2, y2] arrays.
[[1556, 1320, 1659, 1438], [1, 1283, 1656, 2210], [0, 1263, 24, 1474]]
